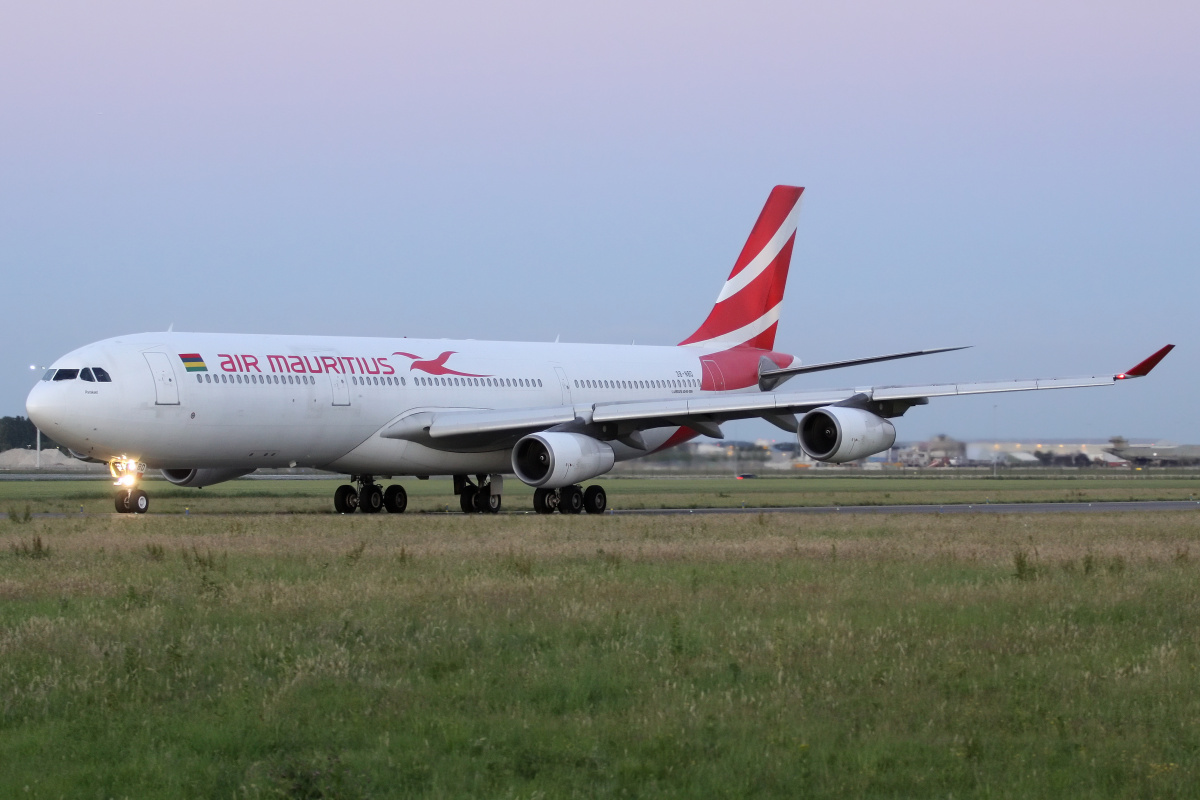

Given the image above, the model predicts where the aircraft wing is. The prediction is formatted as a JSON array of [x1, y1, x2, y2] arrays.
[[381, 345, 1173, 448]]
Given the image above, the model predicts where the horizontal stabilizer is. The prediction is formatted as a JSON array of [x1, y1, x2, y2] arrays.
[[758, 346, 968, 390]]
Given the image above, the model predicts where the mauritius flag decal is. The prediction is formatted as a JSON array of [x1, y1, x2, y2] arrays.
[[179, 353, 207, 372]]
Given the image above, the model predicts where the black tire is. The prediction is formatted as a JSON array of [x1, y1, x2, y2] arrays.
[[460, 486, 477, 513], [384, 484, 408, 513], [334, 484, 358, 514], [131, 489, 149, 514], [583, 485, 607, 514], [481, 492, 501, 514], [533, 488, 552, 514], [360, 484, 383, 514], [560, 485, 584, 515], [115, 492, 131, 513]]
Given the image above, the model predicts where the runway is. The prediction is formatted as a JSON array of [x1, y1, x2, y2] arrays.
[[614, 500, 1200, 516]]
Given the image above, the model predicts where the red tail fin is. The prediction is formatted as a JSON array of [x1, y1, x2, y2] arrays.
[[679, 185, 803, 351]]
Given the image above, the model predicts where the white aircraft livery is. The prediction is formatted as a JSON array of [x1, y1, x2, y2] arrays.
[[26, 186, 1174, 515]]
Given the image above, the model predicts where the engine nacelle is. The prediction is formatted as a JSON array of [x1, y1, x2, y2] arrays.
[[799, 407, 896, 463], [512, 432, 615, 488], [161, 468, 256, 488]]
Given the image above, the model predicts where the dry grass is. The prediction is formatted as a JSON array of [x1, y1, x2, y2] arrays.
[[2, 505, 1199, 797]]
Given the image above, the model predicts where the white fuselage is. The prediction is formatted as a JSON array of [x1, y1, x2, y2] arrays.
[[26, 332, 729, 477]]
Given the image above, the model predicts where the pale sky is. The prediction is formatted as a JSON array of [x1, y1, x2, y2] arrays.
[[2, 1, 1196, 443]]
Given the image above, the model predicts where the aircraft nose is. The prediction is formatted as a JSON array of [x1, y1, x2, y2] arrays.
[[25, 381, 55, 431]]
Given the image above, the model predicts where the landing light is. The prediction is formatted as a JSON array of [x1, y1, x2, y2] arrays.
[[120, 474, 136, 486]]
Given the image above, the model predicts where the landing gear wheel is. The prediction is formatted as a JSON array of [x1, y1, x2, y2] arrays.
[[360, 484, 383, 514], [533, 488, 553, 514], [131, 489, 149, 514], [583, 485, 607, 514], [560, 484, 584, 515], [334, 484, 359, 514], [460, 485, 477, 514], [115, 492, 131, 513], [474, 489, 501, 514], [384, 484, 408, 513]]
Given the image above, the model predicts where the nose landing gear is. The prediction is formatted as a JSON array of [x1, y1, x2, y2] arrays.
[[111, 459, 149, 514]]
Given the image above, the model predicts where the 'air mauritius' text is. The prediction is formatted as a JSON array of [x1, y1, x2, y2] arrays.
[[218, 354, 395, 376]]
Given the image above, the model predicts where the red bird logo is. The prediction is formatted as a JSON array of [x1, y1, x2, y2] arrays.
[[392, 351, 491, 377]]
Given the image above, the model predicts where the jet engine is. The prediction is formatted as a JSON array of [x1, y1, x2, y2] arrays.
[[799, 407, 896, 463], [161, 468, 256, 488], [512, 432, 615, 488]]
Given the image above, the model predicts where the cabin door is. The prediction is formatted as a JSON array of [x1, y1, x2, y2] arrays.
[[554, 367, 572, 404], [143, 352, 180, 405]]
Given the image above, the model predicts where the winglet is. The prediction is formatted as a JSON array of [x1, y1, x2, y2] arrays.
[[1115, 344, 1175, 379]]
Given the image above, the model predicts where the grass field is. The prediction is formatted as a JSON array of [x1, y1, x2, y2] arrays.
[[4, 474, 1200, 516], [3, 482, 1200, 798]]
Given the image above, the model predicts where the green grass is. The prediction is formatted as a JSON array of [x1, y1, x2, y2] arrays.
[[2, 509, 1200, 797], [3, 474, 1200, 516]]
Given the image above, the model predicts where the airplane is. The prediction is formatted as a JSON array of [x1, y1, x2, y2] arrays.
[[25, 185, 1174, 515], [1105, 437, 1200, 466]]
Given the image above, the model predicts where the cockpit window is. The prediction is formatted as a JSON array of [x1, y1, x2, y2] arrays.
[[80, 368, 95, 382], [92, 367, 112, 382], [41, 369, 56, 381], [53, 369, 79, 381]]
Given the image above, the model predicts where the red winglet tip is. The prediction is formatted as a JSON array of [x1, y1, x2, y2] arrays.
[[1121, 344, 1174, 378]]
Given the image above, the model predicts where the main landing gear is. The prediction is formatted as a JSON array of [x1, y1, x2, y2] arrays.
[[532, 484, 607, 515], [456, 474, 503, 514], [333, 476, 408, 514], [111, 459, 149, 514]]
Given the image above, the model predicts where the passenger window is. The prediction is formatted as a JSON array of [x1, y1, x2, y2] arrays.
[[196, 374, 202, 383], [206, 374, 212, 383], [400, 377, 405, 386], [53, 369, 79, 381], [81, 368, 95, 382], [537, 379, 542, 387]]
